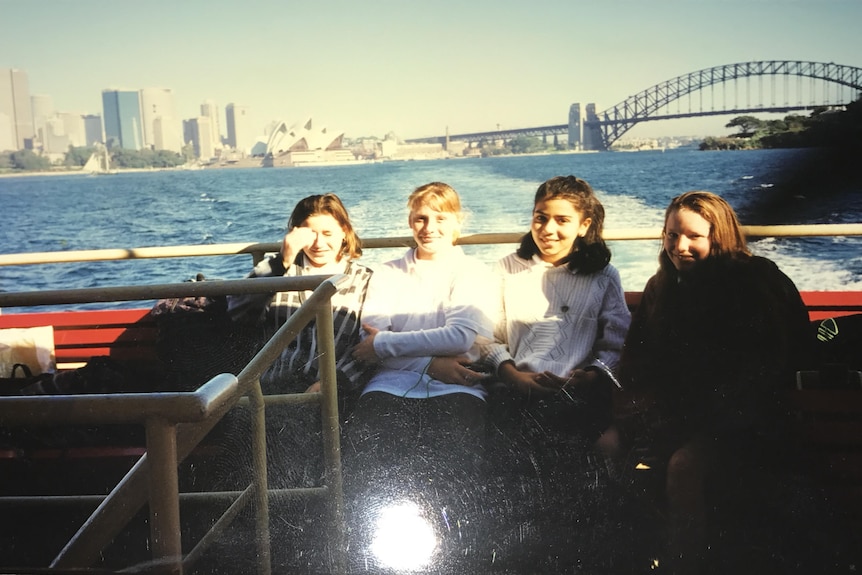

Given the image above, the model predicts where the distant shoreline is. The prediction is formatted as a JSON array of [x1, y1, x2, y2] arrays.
[[0, 166, 192, 179], [0, 148, 634, 179], [0, 168, 91, 178]]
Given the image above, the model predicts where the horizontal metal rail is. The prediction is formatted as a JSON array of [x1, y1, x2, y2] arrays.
[[0, 373, 237, 426], [1, 224, 860, 268], [0, 275, 328, 308]]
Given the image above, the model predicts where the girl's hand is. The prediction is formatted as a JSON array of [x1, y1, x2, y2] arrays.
[[305, 381, 321, 393], [351, 323, 380, 363], [427, 356, 487, 386], [281, 226, 316, 267], [536, 368, 597, 391], [498, 361, 555, 397]]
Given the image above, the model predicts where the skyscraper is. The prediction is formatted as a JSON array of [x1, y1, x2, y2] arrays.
[[0, 115, 12, 151], [30, 93, 54, 147], [102, 89, 143, 150], [83, 114, 103, 146], [140, 88, 181, 152], [58, 112, 86, 148], [44, 112, 86, 154], [44, 117, 70, 154], [184, 116, 214, 160], [200, 100, 221, 151], [225, 103, 252, 153], [0, 68, 35, 150]]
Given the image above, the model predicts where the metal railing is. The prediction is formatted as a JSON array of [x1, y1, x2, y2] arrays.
[[0, 275, 347, 575], [2, 224, 861, 269]]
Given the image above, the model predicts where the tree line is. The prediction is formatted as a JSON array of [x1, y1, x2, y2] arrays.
[[700, 95, 862, 150], [0, 145, 196, 173]]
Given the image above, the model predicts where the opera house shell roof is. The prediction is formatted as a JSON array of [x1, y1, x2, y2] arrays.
[[253, 117, 344, 157]]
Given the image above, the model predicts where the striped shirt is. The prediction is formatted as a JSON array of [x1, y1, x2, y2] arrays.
[[227, 254, 373, 392]]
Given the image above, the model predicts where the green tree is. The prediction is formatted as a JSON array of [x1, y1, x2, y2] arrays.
[[65, 146, 94, 167], [699, 136, 756, 151], [509, 135, 545, 154], [764, 119, 788, 133], [10, 149, 51, 170], [479, 141, 509, 157], [725, 115, 765, 135], [152, 149, 185, 168], [181, 142, 196, 163], [783, 114, 808, 131]]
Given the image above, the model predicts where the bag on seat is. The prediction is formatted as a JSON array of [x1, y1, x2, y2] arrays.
[[800, 314, 862, 389]]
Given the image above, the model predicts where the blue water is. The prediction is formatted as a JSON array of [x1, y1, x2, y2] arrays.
[[2, 148, 861, 311]]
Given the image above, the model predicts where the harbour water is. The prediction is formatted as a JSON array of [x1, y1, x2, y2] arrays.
[[2, 147, 861, 310]]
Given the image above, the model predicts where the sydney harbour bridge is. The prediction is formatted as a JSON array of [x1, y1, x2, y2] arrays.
[[406, 61, 862, 151]]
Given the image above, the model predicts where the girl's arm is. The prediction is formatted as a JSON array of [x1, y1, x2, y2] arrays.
[[589, 266, 631, 379], [362, 259, 496, 361], [226, 255, 288, 323]]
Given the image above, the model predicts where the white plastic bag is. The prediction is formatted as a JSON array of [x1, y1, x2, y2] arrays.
[[0, 326, 56, 377]]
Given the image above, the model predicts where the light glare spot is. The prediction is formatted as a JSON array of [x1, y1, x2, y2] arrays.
[[371, 501, 437, 571]]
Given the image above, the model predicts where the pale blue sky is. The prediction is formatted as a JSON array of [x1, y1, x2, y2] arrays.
[[2, 0, 860, 140]]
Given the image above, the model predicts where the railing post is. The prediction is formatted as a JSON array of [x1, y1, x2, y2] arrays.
[[145, 416, 183, 575], [248, 379, 272, 575], [315, 300, 347, 573]]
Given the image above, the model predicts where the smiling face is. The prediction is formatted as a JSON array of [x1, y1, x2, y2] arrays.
[[409, 204, 460, 260], [531, 198, 592, 264], [299, 213, 347, 267], [663, 207, 712, 272]]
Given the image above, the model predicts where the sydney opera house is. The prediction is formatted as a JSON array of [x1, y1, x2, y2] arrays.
[[252, 117, 356, 167]]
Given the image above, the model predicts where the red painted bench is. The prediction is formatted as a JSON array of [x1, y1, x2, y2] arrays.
[[624, 290, 862, 320], [0, 308, 159, 371]]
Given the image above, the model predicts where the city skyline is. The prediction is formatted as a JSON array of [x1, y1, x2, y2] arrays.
[[2, 0, 861, 142]]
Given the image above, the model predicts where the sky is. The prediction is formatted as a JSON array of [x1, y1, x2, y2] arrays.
[[2, 0, 860, 141]]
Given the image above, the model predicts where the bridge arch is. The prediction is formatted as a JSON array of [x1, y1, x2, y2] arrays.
[[587, 60, 862, 150]]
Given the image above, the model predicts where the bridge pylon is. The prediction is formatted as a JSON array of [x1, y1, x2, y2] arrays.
[[583, 103, 604, 151], [568, 103, 582, 150]]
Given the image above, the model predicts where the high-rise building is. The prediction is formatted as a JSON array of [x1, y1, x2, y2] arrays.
[[0, 68, 35, 150], [200, 100, 221, 151], [184, 116, 214, 159], [83, 114, 103, 146], [58, 112, 86, 148], [140, 88, 181, 152], [102, 89, 143, 150], [225, 103, 252, 153], [43, 111, 86, 153], [0, 114, 13, 151], [31, 94, 54, 147], [44, 117, 70, 154], [152, 116, 182, 154]]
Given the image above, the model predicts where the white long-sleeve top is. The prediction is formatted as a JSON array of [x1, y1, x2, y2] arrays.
[[482, 253, 630, 381], [361, 247, 496, 400]]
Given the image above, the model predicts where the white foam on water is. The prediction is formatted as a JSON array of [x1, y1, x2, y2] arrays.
[[750, 237, 862, 291]]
